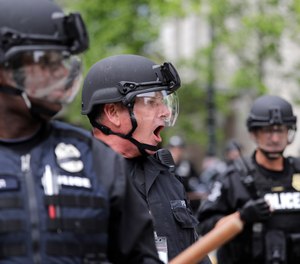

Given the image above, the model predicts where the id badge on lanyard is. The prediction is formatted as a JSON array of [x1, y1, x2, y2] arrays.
[[154, 231, 168, 264]]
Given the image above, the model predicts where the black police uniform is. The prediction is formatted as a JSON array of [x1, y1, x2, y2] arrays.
[[127, 149, 212, 264], [198, 152, 300, 264], [0, 120, 161, 264]]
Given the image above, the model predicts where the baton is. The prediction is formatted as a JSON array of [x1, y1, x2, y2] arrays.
[[169, 212, 244, 264]]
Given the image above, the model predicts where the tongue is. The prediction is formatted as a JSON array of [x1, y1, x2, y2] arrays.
[[153, 127, 163, 142]]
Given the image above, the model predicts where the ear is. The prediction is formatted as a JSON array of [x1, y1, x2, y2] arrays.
[[249, 131, 258, 143], [103, 103, 121, 126]]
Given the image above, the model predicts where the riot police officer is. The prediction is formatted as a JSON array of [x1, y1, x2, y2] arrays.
[[198, 94, 300, 264], [167, 135, 206, 213], [0, 0, 162, 263], [81, 54, 211, 264], [167, 135, 199, 192]]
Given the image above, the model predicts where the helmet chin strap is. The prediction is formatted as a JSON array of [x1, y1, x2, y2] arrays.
[[91, 105, 159, 156], [0, 85, 58, 120], [28, 101, 59, 120], [91, 120, 159, 156], [258, 147, 284, 160]]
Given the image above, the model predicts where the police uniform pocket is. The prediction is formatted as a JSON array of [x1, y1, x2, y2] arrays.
[[170, 200, 198, 229], [0, 176, 19, 191], [0, 176, 22, 211]]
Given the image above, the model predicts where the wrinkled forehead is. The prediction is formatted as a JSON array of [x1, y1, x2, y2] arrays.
[[136, 90, 167, 98]]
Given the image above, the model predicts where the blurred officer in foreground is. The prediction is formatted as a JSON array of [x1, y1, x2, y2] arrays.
[[81, 54, 211, 264], [198, 94, 300, 264], [0, 0, 161, 263]]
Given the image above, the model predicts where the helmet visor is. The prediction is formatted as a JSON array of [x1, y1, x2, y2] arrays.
[[3, 50, 82, 104], [136, 90, 179, 127]]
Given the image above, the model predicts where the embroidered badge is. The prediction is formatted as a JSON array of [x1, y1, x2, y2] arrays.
[[292, 173, 300, 191], [55, 143, 83, 173]]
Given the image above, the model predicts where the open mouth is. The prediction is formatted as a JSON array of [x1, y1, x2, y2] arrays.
[[153, 126, 164, 142]]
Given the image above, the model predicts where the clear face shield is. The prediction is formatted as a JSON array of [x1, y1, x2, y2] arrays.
[[1, 50, 82, 104], [135, 90, 179, 127], [255, 125, 294, 158]]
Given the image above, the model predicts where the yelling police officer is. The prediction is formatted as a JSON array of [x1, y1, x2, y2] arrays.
[[198, 94, 300, 264], [81, 54, 211, 264], [0, 0, 162, 263]]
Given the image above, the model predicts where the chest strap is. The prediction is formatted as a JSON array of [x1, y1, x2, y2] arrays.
[[0, 219, 23, 233], [47, 218, 107, 233], [0, 244, 26, 257], [44, 194, 106, 208], [46, 241, 106, 257], [0, 197, 22, 209]]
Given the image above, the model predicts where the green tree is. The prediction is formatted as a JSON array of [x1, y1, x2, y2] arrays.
[[165, 0, 300, 155], [58, 0, 300, 156], [58, 0, 194, 127]]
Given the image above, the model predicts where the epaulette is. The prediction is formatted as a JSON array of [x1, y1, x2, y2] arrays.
[[287, 156, 300, 172]]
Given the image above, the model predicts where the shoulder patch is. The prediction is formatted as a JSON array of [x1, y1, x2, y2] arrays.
[[207, 181, 222, 202], [292, 173, 300, 191], [55, 143, 84, 173], [290, 156, 300, 172]]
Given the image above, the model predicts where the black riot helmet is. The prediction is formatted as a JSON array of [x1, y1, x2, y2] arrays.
[[81, 54, 181, 155], [247, 95, 297, 159], [246, 95, 297, 131], [0, 0, 89, 117], [0, 0, 88, 62], [82, 54, 180, 114]]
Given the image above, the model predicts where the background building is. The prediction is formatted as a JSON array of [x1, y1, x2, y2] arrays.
[[157, 4, 300, 158]]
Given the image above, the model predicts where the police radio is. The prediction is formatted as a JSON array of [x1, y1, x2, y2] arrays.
[[231, 142, 259, 199], [154, 148, 176, 173]]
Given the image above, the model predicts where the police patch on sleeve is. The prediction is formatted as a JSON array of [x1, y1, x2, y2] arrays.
[[55, 143, 84, 173], [292, 173, 300, 191], [207, 181, 222, 202]]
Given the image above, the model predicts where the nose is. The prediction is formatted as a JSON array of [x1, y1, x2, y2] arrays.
[[159, 103, 171, 119], [52, 65, 68, 79], [269, 131, 282, 142]]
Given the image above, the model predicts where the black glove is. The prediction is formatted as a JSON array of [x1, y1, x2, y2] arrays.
[[239, 198, 271, 223]]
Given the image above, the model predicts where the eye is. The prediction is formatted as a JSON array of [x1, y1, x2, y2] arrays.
[[143, 97, 156, 106], [148, 98, 155, 105]]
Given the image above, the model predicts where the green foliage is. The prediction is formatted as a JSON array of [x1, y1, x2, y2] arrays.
[[166, 0, 298, 154], [57, 0, 300, 156], [60, 0, 163, 128], [61, 0, 208, 130]]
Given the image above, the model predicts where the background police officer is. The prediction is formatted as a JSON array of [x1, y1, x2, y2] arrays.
[[0, 0, 162, 263], [167, 135, 207, 213], [81, 54, 212, 264], [198, 94, 300, 264]]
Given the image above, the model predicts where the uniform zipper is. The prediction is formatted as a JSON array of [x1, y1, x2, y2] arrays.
[[21, 154, 41, 264]]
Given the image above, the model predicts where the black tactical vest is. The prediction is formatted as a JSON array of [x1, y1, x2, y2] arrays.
[[0, 121, 109, 263]]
